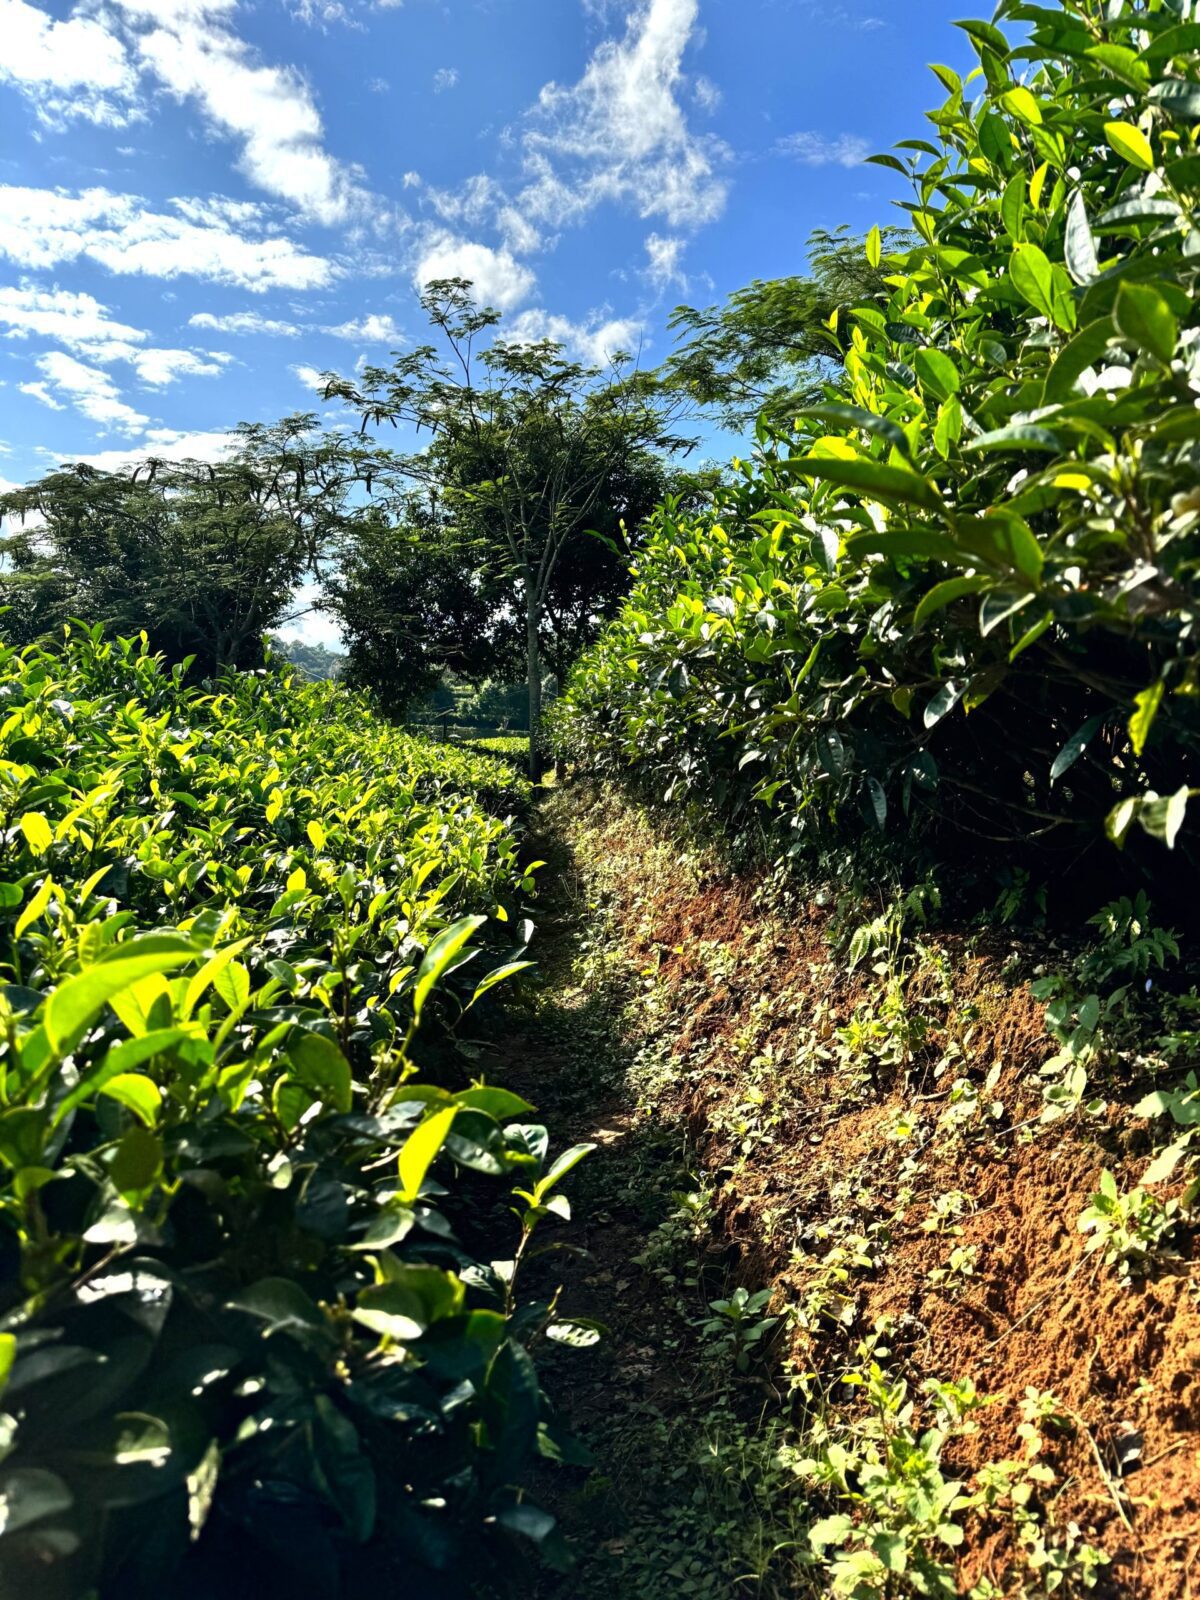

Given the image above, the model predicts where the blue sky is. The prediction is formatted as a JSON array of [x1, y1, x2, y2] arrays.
[[0, 0, 973, 641]]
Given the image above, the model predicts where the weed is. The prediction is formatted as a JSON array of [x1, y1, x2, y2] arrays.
[[698, 1287, 780, 1373], [1077, 1170, 1181, 1280]]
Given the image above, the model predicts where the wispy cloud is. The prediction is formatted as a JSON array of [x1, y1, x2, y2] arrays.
[[413, 233, 536, 312], [323, 313, 403, 342], [520, 0, 728, 231], [501, 307, 647, 368], [112, 0, 370, 224], [55, 427, 239, 472], [644, 232, 687, 292], [188, 308, 403, 342], [0, 187, 333, 291], [433, 67, 460, 93], [21, 352, 149, 433], [774, 130, 871, 167], [0, 284, 145, 355], [189, 309, 303, 337]]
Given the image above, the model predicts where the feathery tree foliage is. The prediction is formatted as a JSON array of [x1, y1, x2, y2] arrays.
[[321, 279, 690, 776], [0, 418, 373, 676]]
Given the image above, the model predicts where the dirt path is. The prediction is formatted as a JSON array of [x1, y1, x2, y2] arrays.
[[489, 790, 810, 1600]]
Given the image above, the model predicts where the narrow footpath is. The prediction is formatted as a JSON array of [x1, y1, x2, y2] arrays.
[[493, 786, 809, 1600]]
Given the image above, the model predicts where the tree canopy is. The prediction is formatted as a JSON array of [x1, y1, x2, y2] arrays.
[[320, 278, 691, 773], [657, 226, 907, 430], [0, 418, 373, 676]]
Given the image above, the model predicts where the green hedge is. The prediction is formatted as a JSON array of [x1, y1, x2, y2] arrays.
[[0, 628, 586, 1598], [560, 0, 1200, 886]]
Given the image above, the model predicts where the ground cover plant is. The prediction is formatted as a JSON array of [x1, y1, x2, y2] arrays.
[[0, 626, 591, 1600]]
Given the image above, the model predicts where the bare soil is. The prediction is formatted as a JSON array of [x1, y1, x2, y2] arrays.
[[507, 785, 1200, 1599]]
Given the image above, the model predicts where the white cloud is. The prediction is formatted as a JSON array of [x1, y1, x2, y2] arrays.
[[0, 284, 230, 391], [0, 0, 140, 127], [291, 364, 326, 390], [22, 352, 149, 433], [64, 426, 239, 472], [692, 74, 721, 111], [189, 309, 303, 336], [0, 187, 333, 291], [0, 284, 145, 355], [323, 313, 403, 342], [644, 232, 686, 291], [427, 173, 502, 229], [497, 206, 542, 255], [279, 580, 344, 650], [112, 0, 369, 224], [130, 348, 230, 386], [19, 381, 64, 411], [502, 308, 646, 368], [520, 0, 728, 230], [425, 176, 544, 255], [286, 0, 353, 24], [774, 131, 871, 167], [414, 234, 535, 312], [109, 2, 239, 21], [433, 66, 459, 93]]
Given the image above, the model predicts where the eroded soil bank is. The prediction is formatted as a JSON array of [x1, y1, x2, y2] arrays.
[[502, 782, 1199, 1600]]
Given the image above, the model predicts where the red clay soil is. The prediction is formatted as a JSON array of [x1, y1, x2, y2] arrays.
[[564, 790, 1200, 1600]]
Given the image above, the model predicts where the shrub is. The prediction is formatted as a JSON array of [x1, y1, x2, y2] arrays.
[[561, 0, 1200, 888], [0, 628, 583, 1599]]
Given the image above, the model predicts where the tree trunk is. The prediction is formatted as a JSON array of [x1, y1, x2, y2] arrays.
[[526, 589, 542, 784]]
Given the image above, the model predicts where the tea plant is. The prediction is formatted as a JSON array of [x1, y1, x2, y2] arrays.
[[0, 629, 584, 1599], [561, 0, 1200, 881]]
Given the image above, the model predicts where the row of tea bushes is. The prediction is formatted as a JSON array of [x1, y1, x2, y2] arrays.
[[559, 0, 1199, 891], [0, 627, 588, 1599]]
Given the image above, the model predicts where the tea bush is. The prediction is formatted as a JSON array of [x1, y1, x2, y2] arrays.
[[560, 0, 1200, 885], [0, 628, 587, 1600], [462, 733, 533, 769]]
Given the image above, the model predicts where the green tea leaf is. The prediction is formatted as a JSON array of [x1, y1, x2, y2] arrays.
[[923, 680, 964, 729], [15, 877, 55, 941], [1114, 282, 1178, 367], [914, 348, 961, 399], [1063, 190, 1098, 285], [914, 576, 987, 630], [413, 914, 487, 1022], [1050, 715, 1104, 782], [398, 1105, 458, 1204], [787, 456, 940, 509], [18, 813, 53, 857], [1104, 120, 1154, 171], [1129, 680, 1165, 757], [287, 1030, 353, 1114], [1000, 86, 1041, 125], [45, 939, 196, 1056], [1009, 244, 1077, 330], [99, 1073, 163, 1128], [534, 1142, 595, 1202]]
